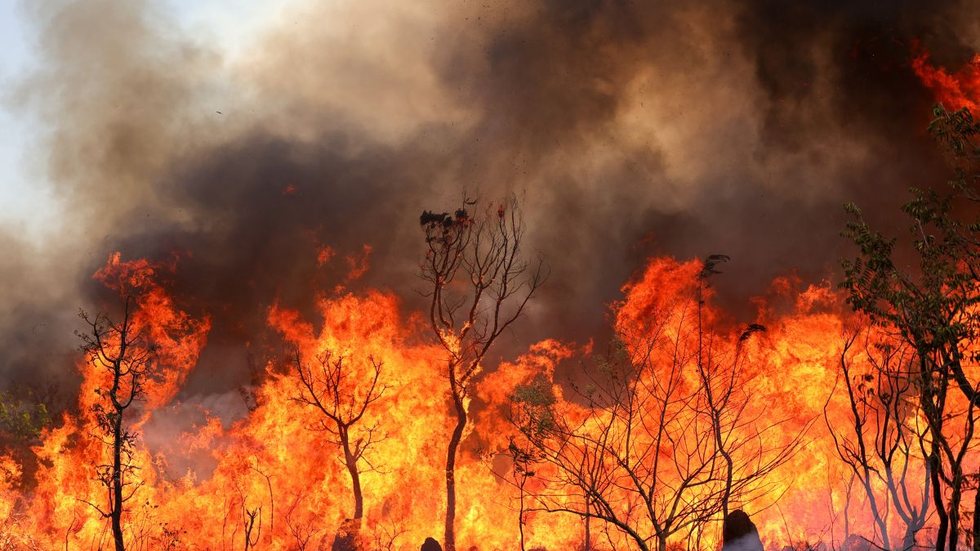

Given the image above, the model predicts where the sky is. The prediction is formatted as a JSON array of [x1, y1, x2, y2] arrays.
[[0, 0, 47, 241], [0, 0, 286, 242]]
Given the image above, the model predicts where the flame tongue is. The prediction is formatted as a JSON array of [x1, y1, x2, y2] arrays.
[[0, 252, 964, 550], [912, 48, 980, 113]]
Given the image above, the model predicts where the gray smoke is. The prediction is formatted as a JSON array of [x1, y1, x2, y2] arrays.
[[2, 0, 976, 404]]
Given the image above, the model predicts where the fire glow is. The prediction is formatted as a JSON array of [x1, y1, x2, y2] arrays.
[[3, 6, 980, 551], [0, 246, 967, 550]]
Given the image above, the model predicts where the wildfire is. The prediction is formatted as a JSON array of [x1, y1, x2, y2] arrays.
[[0, 247, 961, 550], [6, 0, 980, 546], [912, 47, 980, 113]]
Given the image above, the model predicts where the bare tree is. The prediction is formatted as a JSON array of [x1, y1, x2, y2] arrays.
[[76, 297, 156, 551], [293, 351, 386, 527], [506, 374, 608, 551], [825, 332, 931, 550], [241, 504, 261, 551], [419, 196, 544, 551], [284, 491, 326, 551], [520, 334, 709, 551], [367, 519, 407, 551], [229, 470, 267, 551], [512, 262, 801, 551], [694, 255, 768, 522]]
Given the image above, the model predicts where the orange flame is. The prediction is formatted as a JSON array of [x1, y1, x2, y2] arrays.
[[912, 47, 980, 113], [0, 252, 969, 549]]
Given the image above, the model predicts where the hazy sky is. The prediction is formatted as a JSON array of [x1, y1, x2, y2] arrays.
[[0, 0, 287, 242], [0, 0, 45, 240]]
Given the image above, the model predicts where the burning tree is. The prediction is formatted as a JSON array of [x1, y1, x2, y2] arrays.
[[293, 351, 386, 529], [76, 297, 157, 551], [419, 196, 545, 551], [509, 259, 801, 551], [825, 332, 931, 550], [842, 105, 980, 550], [693, 255, 770, 522], [505, 375, 553, 551], [42, 255, 213, 550]]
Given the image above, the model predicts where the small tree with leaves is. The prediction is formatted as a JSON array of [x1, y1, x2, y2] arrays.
[[419, 196, 545, 551], [507, 374, 556, 551], [842, 105, 980, 550]]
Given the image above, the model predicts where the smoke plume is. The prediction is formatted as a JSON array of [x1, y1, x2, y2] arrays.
[[3, 0, 976, 403]]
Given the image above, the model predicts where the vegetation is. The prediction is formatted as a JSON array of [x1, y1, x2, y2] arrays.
[[77, 298, 157, 551], [841, 105, 980, 550], [419, 196, 545, 551]]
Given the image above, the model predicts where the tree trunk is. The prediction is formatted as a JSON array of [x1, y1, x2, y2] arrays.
[[863, 476, 891, 549], [583, 499, 591, 551], [445, 392, 467, 551], [948, 477, 962, 551], [112, 413, 125, 551], [518, 480, 526, 551], [901, 529, 915, 551], [340, 430, 364, 522], [930, 448, 948, 551], [973, 478, 980, 551], [719, 444, 733, 519]]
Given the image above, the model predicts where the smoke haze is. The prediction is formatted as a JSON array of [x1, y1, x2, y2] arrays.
[[3, 0, 976, 402]]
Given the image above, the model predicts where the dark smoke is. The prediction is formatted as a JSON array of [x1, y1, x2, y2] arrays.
[[3, 0, 976, 405]]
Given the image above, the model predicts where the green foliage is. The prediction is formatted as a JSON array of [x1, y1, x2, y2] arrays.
[[841, 106, 980, 373], [511, 374, 557, 439], [511, 376, 556, 408], [0, 391, 50, 442]]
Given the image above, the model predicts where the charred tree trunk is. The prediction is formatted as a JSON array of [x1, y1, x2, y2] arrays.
[[517, 492, 526, 551], [340, 427, 364, 523], [109, 333, 129, 551], [901, 530, 915, 551], [930, 447, 949, 551], [718, 436, 734, 519], [444, 389, 467, 551], [920, 352, 949, 551], [949, 477, 962, 551], [583, 498, 591, 551], [111, 411, 125, 551], [517, 477, 527, 551]]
